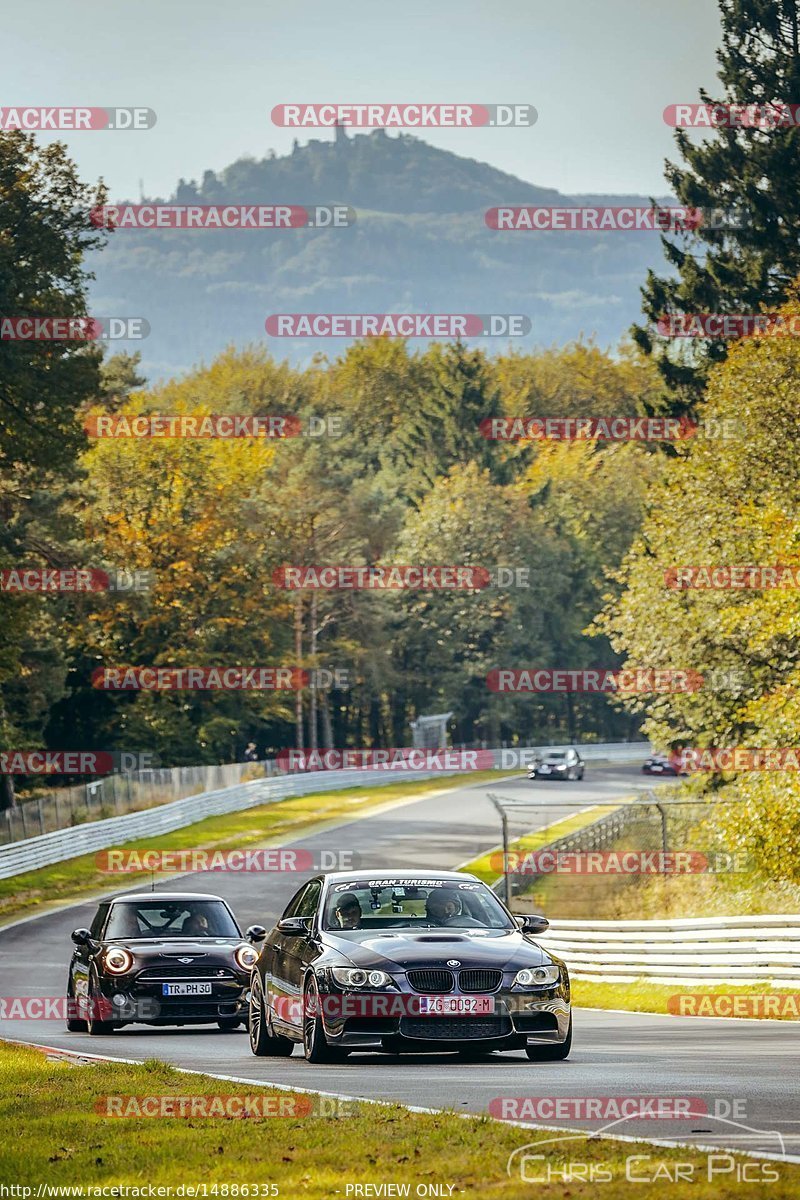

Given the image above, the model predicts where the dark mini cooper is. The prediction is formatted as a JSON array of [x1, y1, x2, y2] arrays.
[[248, 870, 571, 1063], [529, 748, 585, 781], [66, 892, 265, 1035]]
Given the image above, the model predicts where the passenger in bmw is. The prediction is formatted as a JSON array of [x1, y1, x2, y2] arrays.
[[425, 889, 485, 927]]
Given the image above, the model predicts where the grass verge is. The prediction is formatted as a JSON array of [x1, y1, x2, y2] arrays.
[[573, 978, 800, 1019], [0, 770, 510, 927], [1, 1040, 796, 1196], [458, 803, 621, 885]]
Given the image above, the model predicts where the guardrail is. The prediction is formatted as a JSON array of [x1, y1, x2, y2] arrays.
[[538, 915, 800, 987], [0, 740, 649, 881], [0, 766, 448, 881]]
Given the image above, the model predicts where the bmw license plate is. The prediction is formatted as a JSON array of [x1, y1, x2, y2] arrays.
[[418, 996, 494, 1015], [161, 982, 212, 996]]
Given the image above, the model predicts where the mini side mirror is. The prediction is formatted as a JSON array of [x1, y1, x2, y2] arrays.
[[246, 924, 267, 942], [517, 915, 549, 935], [71, 928, 91, 946]]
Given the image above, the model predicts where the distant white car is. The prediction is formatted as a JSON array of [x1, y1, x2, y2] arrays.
[[528, 748, 584, 782]]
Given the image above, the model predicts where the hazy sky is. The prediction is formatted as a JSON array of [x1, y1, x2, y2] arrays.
[[2, 0, 723, 199]]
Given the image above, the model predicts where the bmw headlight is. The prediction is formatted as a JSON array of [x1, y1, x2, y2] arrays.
[[513, 965, 560, 987], [330, 967, 391, 988], [104, 947, 133, 975], [234, 944, 259, 970]]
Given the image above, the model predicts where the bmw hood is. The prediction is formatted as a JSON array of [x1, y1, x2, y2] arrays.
[[322, 929, 552, 971]]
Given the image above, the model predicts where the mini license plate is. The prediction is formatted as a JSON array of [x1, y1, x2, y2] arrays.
[[161, 982, 212, 996], [417, 995, 495, 1015]]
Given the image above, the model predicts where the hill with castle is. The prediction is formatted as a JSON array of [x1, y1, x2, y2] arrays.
[[89, 129, 670, 378]]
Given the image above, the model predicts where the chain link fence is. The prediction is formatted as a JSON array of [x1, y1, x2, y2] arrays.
[[490, 795, 742, 919], [0, 759, 284, 845]]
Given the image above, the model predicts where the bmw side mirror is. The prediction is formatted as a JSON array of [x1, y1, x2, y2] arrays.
[[246, 924, 267, 942], [517, 915, 549, 935], [71, 928, 91, 946], [277, 916, 310, 935]]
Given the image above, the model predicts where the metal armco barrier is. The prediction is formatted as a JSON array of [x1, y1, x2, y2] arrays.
[[0, 767, 444, 881], [0, 740, 649, 880], [539, 915, 800, 987]]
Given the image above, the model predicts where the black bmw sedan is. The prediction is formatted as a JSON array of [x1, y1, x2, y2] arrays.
[[248, 870, 571, 1063], [66, 892, 265, 1035]]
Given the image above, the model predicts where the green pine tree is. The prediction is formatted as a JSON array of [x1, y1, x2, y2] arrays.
[[634, 0, 800, 413]]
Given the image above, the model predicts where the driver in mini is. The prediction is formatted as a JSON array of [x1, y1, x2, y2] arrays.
[[183, 911, 210, 936], [425, 889, 484, 927]]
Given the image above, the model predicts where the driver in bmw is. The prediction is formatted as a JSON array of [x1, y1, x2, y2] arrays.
[[425, 889, 484, 927], [333, 893, 363, 930]]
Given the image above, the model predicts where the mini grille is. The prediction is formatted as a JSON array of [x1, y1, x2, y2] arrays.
[[136, 966, 236, 981]]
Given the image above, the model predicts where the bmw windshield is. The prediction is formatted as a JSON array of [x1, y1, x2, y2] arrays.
[[322, 879, 515, 933]]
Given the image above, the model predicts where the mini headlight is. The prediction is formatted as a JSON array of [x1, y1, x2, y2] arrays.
[[513, 965, 559, 987], [104, 947, 133, 974], [331, 967, 391, 988], [234, 944, 259, 970]]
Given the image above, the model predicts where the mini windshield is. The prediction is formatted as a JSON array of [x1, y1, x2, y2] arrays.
[[322, 880, 515, 932], [105, 900, 239, 939]]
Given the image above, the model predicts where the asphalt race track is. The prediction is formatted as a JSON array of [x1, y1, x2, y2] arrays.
[[1, 764, 798, 1161]]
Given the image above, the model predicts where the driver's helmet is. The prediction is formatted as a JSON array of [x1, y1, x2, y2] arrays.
[[334, 893, 362, 928], [425, 889, 463, 921]]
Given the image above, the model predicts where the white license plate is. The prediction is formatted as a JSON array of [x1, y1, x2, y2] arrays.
[[161, 982, 212, 996], [418, 996, 495, 1015]]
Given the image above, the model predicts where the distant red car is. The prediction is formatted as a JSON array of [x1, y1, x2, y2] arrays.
[[641, 753, 687, 776]]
